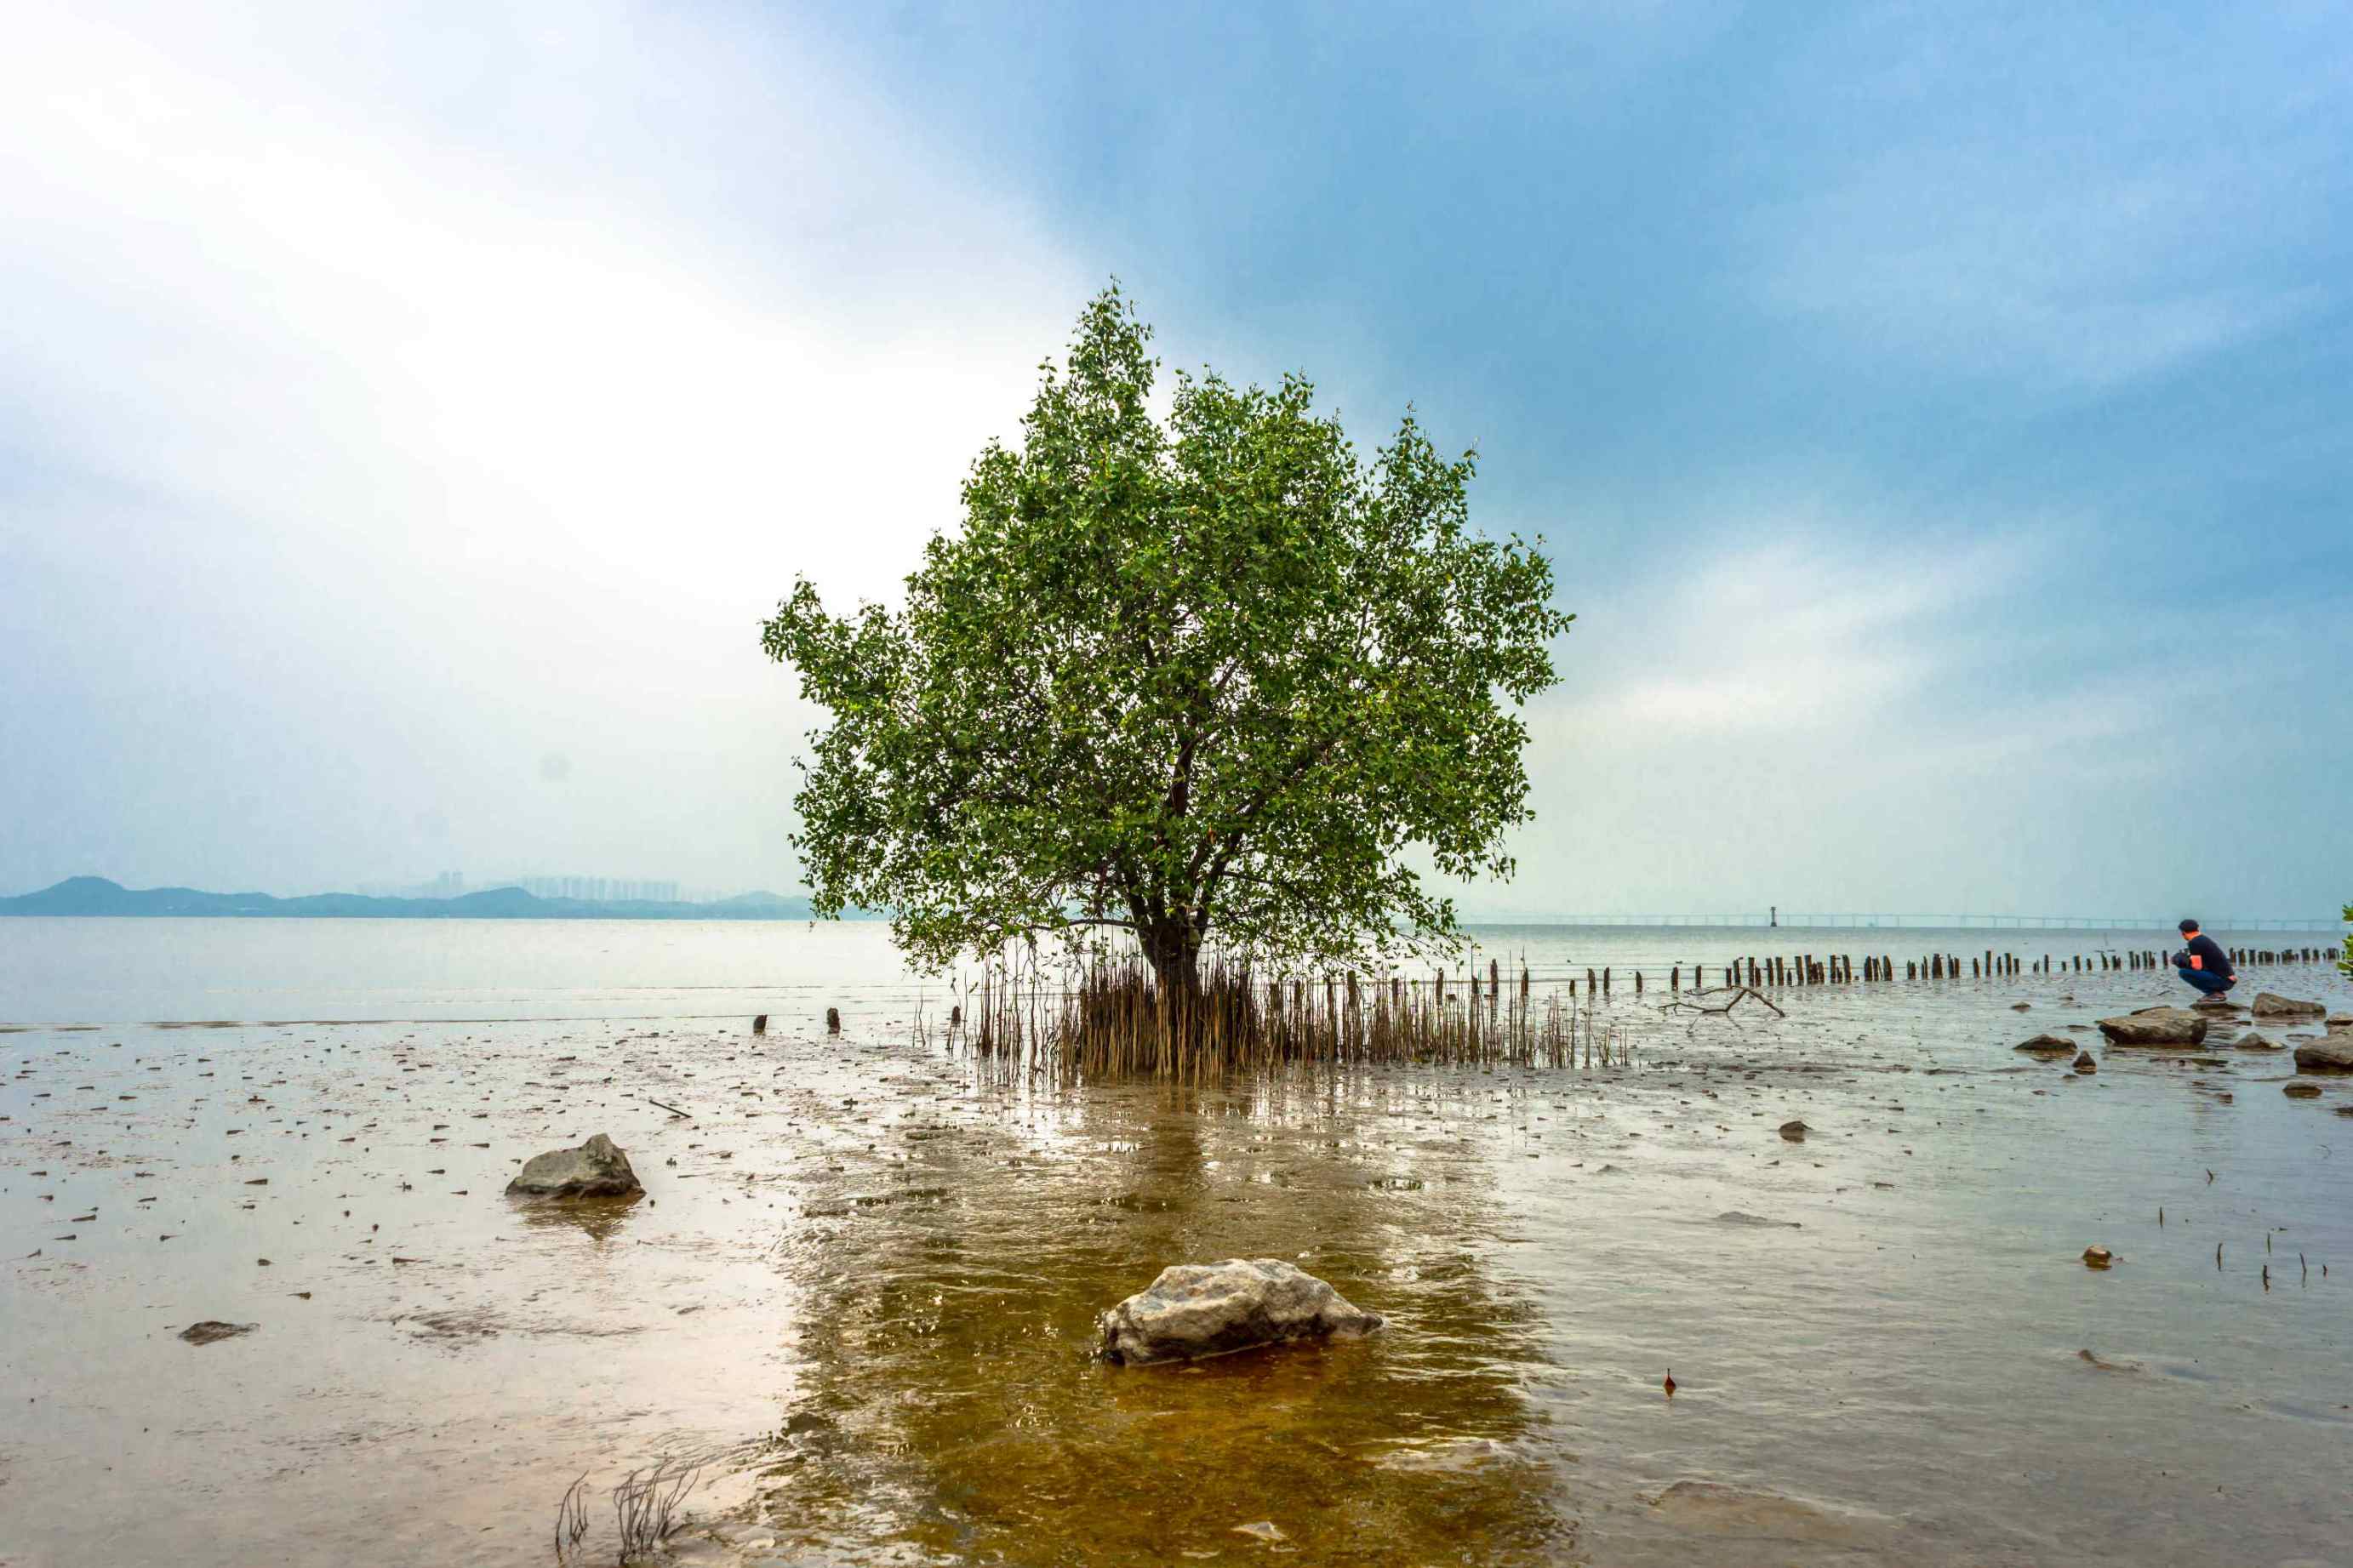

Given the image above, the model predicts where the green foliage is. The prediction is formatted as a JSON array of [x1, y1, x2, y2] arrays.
[[2339, 904, 2351, 979], [761, 287, 1574, 990]]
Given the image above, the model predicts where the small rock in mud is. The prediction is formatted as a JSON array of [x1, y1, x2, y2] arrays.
[[2251, 993, 2326, 1019], [179, 1320, 257, 1345], [1099, 1258, 1382, 1366], [505, 1133, 643, 1199], [1231, 1520, 1288, 1543], [2232, 1032, 2283, 1051], [2014, 1035, 2075, 1057], [2282, 1082, 2323, 1098], [1778, 1120, 1810, 1141], [2293, 1038, 2353, 1074], [2098, 1008, 2207, 1046], [1716, 1211, 1802, 1229], [2082, 1246, 2114, 1269], [2073, 1052, 2097, 1074], [2077, 1348, 2140, 1373]]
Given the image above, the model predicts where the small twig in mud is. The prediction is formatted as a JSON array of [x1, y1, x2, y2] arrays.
[[553, 1471, 589, 1563], [639, 1096, 692, 1120], [1658, 985, 1785, 1021], [614, 1455, 700, 1561]]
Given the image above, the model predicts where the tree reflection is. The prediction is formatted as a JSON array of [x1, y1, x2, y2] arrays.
[[749, 1069, 1569, 1565]]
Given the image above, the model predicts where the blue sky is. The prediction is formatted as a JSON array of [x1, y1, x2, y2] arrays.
[[1, 2, 2345, 919]]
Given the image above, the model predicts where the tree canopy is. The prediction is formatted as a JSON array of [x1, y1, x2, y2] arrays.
[[761, 288, 1573, 995]]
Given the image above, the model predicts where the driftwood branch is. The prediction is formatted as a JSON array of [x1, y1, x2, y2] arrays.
[[1658, 985, 1785, 1019], [640, 1096, 692, 1119]]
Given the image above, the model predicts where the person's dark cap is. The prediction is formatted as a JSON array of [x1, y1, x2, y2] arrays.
[[2179, 918, 2200, 933]]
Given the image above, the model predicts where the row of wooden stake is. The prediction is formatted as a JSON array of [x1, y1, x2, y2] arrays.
[[1395, 945, 2339, 1001]]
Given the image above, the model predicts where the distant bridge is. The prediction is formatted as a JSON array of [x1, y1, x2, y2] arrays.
[[1522, 913, 2346, 932]]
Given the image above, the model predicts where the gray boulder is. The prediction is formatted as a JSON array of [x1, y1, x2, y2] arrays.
[[2326, 1013, 2352, 1032], [2292, 1037, 2353, 1074], [2190, 996, 2240, 1013], [2252, 993, 2326, 1019], [2014, 1035, 2076, 1057], [1099, 1258, 1383, 1365], [2097, 1007, 2207, 1046], [505, 1133, 643, 1198], [2232, 1031, 2283, 1051]]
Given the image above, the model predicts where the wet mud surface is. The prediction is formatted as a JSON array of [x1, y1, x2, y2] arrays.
[[5, 944, 2352, 1566]]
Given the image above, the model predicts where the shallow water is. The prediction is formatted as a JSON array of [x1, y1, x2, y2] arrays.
[[3, 920, 2350, 1566]]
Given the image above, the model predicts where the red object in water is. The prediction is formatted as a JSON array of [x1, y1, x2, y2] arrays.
[[1663, 1371, 1676, 1396]]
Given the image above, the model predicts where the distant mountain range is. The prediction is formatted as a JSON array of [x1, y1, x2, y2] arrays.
[[0, 876, 872, 921]]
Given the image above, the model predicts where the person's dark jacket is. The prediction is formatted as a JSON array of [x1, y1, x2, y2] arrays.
[[2172, 933, 2235, 983]]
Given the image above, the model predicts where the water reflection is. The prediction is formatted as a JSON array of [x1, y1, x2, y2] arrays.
[[751, 1074, 1568, 1565], [513, 1189, 645, 1243]]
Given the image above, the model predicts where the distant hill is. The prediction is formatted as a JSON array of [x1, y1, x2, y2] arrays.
[[0, 876, 874, 921]]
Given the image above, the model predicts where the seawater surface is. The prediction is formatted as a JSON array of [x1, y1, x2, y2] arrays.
[[3, 918, 2350, 1567]]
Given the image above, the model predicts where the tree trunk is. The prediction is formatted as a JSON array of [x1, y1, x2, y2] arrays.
[[1141, 921, 1203, 1018]]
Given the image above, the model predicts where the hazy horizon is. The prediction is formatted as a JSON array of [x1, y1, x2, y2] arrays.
[[4, 3, 2347, 920]]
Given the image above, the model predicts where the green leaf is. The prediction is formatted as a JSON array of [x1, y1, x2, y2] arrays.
[[758, 287, 1574, 992]]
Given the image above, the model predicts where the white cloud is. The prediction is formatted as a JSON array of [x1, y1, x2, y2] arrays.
[[1756, 151, 2324, 390], [1550, 519, 2024, 735], [1744, 7, 2344, 392], [0, 3, 1093, 892]]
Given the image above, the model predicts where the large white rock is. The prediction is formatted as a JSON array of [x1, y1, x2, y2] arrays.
[[2096, 1007, 2208, 1046], [505, 1133, 643, 1198], [1098, 1258, 1383, 1365]]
